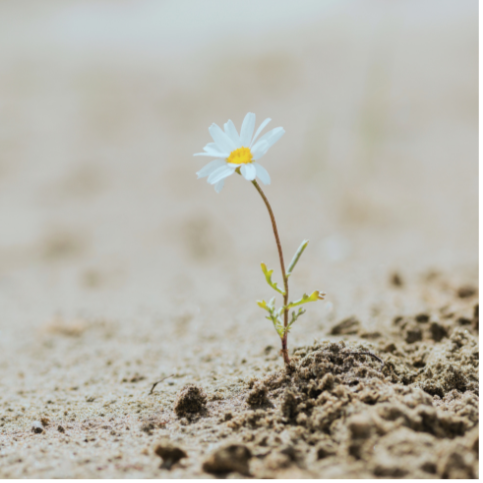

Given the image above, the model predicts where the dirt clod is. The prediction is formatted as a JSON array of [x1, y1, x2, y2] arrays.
[[430, 321, 448, 342], [40, 416, 50, 427], [330, 316, 360, 335], [246, 382, 269, 407], [316, 441, 337, 459], [140, 422, 155, 434], [457, 285, 477, 299], [348, 414, 373, 439], [154, 440, 187, 470], [404, 323, 423, 343], [415, 313, 430, 323], [202, 444, 252, 476], [173, 384, 207, 418], [390, 272, 404, 287]]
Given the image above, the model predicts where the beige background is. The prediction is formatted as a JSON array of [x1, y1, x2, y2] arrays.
[[0, 0, 478, 477]]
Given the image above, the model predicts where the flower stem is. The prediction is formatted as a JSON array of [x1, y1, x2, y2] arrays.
[[251, 180, 290, 365]]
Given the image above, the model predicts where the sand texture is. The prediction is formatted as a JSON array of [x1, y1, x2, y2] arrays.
[[0, 1, 478, 478]]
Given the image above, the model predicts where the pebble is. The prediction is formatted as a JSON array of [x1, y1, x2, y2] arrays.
[[404, 324, 423, 344], [31, 421, 44, 434], [457, 286, 476, 299], [330, 316, 360, 335], [430, 321, 448, 342], [202, 444, 252, 476], [154, 440, 187, 470]]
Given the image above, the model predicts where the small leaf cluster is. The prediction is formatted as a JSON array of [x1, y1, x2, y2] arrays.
[[257, 240, 324, 339]]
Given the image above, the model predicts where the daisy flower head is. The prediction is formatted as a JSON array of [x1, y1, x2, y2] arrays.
[[194, 113, 285, 193]]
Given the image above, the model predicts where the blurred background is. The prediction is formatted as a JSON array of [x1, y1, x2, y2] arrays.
[[0, 1, 478, 380]]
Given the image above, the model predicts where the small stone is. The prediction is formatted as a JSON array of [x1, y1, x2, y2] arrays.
[[404, 324, 423, 344], [154, 440, 187, 470], [330, 316, 360, 335], [173, 384, 207, 418], [390, 272, 403, 287], [430, 321, 448, 342], [393, 316, 404, 325], [457, 286, 476, 299], [141, 422, 155, 434], [415, 313, 430, 323], [31, 421, 44, 434], [202, 444, 252, 476], [222, 411, 233, 422], [383, 342, 397, 353], [40, 416, 50, 427], [129, 374, 146, 383], [359, 331, 382, 340], [264, 345, 274, 354]]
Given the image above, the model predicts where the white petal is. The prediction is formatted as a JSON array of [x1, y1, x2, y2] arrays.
[[203, 142, 219, 152], [250, 118, 271, 146], [240, 112, 256, 146], [240, 163, 256, 181], [252, 127, 285, 160], [214, 179, 225, 193], [251, 140, 268, 160], [196, 159, 225, 178], [209, 123, 236, 153], [207, 164, 236, 184], [194, 149, 228, 158], [253, 162, 271, 185], [200, 143, 228, 156], [224, 120, 241, 148]]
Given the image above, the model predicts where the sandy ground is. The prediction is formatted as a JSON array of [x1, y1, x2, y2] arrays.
[[0, 1, 478, 478]]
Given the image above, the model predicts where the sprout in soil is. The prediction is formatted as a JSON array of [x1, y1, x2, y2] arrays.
[[194, 112, 324, 366]]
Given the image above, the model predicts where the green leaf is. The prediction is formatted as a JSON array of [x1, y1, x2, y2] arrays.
[[290, 307, 306, 325], [257, 297, 276, 313], [279, 308, 306, 336], [260, 263, 286, 295], [286, 239, 309, 278], [265, 314, 284, 338], [286, 290, 325, 310], [257, 300, 269, 311]]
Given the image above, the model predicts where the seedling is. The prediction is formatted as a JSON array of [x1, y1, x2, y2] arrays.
[[195, 113, 324, 365]]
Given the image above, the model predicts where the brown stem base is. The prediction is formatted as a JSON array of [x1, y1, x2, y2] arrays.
[[281, 336, 290, 365], [251, 180, 290, 367]]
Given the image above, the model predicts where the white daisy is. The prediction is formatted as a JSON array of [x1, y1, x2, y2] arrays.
[[194, 113, 285, 193]]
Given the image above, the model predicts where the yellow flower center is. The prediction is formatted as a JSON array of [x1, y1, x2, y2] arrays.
[[227, 146, 253, 165]]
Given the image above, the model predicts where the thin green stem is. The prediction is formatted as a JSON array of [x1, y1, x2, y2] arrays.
[[251, 180, 290, 365]]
